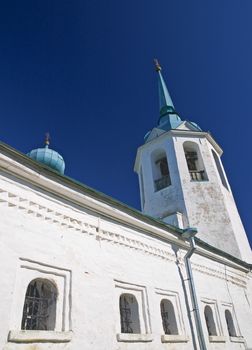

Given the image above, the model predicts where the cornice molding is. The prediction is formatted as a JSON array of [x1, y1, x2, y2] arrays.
[[0, 186, 247, 288], [134, 129, 223, 172]]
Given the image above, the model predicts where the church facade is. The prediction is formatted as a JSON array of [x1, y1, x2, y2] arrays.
[[0, 62, 251, 350]]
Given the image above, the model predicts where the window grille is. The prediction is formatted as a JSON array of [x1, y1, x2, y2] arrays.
[[189, 170, 205, 181], [153, 156, 172, 191], [161, 301, 171, 334], [120, 295, 133, 333], [185, 151, 198, 171], [21, 279, 56, 331], [184, 147, 207, 181], [155, 175, 171, 191], [119, 294, 140, 334]]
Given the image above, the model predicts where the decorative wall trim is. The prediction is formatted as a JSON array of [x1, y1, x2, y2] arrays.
[[192, 262, 247, 288], [0, 186, 247, 288]]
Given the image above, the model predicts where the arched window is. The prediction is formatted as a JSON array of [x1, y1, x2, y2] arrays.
[[21, 279, 57, 331], [160, 299, 178, 335], [225, 310, 236, 337], [183, 141, 208, 181], [204, 305, 217, 336], [212, 150, 229, 190], [119, 293, 140, 334], [151, 149, 171, 191]]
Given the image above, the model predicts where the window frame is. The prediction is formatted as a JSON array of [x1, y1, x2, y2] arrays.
[[8, 258, 72, 344], [201, 298, 225, 343], [156, 289, 188, 343], [115, 280, 152, 343], [221, 303, 244, 343]]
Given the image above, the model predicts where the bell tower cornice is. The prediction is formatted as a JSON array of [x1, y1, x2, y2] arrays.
[[134, 130, 223, 173]]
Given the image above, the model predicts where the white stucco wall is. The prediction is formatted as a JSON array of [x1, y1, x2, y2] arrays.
[[0, 162, 251, 350]]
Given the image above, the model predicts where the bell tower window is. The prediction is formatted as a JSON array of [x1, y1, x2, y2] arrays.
[[185, 151, 198, 171], [151, 150, 171, 192], [183, 141, 208, 181]]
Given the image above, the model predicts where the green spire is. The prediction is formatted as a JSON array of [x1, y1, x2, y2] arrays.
[[154, 59, 175, 116]]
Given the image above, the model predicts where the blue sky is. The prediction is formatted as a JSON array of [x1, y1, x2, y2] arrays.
[[0, 1, 251, 246]]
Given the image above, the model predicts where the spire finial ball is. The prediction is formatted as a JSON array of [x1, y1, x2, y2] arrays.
[[44, 132, 50, 147], [154, 58, 162, 72]]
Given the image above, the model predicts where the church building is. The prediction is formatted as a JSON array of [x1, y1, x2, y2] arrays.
[[0, 61, 251, 350]]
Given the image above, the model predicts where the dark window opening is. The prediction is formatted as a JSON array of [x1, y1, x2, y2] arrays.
[[158, 158, 169, 176], [225, 310, 237, 337], [21, 279, 57, 331], [160, 299, 178, 335], [185, 151, 198, 171], [119, 294, 140, 334], [183, 142, 208, 181], [204, 305, 217, 336], [154, 157, 171, 191]]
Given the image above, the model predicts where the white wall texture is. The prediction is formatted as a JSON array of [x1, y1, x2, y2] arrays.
[[0, 157, 251, 350]]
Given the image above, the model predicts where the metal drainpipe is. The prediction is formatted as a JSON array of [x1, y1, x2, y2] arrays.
[[184, 236, 207, 350]]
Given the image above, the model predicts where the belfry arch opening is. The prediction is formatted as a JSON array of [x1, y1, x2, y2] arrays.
[[151, 149, 171, 191], [183, 141, 208, 181]]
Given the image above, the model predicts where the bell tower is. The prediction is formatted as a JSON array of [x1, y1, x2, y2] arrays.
[[134, 61, 251, 262]]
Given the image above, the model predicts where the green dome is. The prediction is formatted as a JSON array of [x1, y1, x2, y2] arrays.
[[27, 144, 65, 174]]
